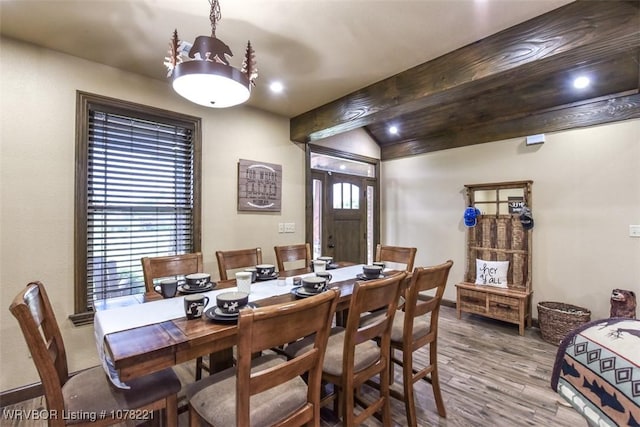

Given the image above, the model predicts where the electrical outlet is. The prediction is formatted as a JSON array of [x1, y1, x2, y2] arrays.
[[284, 222, 295, 233], [630, 225, 640, 237], [278, 223, 284, 233]]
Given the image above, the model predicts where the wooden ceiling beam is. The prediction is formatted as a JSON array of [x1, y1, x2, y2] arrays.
[[367, 49, 639, 142], [379, 92, 640, 160], [290, 0, 639, 143]]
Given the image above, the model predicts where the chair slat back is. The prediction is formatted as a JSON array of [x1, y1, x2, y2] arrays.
[[141, 252, 203, 294], [375, 245, 417, 272], [405, 260, 453, 340], [346, 272, 406, 352], [274, 243, 311, 272], [236, 288, 340, 426], [10, 282, 68, 419], [215, 248, 262, 280]]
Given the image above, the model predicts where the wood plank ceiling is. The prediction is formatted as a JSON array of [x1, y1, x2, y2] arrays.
[[290, 0, 640, 160]]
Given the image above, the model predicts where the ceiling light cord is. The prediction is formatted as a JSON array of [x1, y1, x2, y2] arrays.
[[209, 0, 221, 38]]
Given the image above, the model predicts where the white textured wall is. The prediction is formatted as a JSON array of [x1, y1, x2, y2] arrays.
[[0, 38, 304, 391], [381, 120, 640, 321], [313, 128, 381, 159]]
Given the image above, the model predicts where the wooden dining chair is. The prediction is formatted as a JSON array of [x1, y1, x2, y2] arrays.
[[375, 244, 417, 272], [274, 243, 311, 272], [186, 288, 340, 427], [141, 252, 204, 294], [9, 281, 180, 427], [286, 272, 407, 427], [215, 247, 262, 280], [141, 252, 217, 380], [388, 260, 453, 425]]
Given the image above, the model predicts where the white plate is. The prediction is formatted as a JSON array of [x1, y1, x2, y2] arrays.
[[214, 307, 240, 317], [214, 303, 258, 316], [356, 273, 383, 281], [256, 272, 278, 281], [291, 287, 323, 298], [178, 282, 215, 293]]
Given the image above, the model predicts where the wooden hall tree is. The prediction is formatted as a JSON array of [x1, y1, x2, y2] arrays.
[[456, 180, 533, 335]]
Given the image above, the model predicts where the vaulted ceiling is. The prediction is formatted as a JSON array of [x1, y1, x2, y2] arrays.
[[290, 0, 640, 160]]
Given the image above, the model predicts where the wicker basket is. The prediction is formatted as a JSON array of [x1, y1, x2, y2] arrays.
[[537, 301, 591, 345]]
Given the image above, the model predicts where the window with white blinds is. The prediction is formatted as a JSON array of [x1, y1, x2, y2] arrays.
[[73, 92, 201, 322]]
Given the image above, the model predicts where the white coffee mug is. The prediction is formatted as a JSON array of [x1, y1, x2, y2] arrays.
[[236, 271, 252, 294], [313, 260, 326, 273]]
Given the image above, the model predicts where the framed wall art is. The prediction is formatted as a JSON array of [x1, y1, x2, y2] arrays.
[[237, 159, 282, 212]]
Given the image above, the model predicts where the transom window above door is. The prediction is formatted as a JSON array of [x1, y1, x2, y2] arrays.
[[310, 153, 376, 178]]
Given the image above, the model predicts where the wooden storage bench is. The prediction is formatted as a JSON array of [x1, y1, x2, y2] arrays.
[[456, 180, 533, 336], [456, 282, 532, 335]]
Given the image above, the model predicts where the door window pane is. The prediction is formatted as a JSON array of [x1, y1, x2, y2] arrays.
[[352, 184, 360, 209], [333, 183, 342, 209], [312, 178, 323, 259], [342, 183, 351, 209], [367, 185, 374, 264], [333, 183, 360, 210]]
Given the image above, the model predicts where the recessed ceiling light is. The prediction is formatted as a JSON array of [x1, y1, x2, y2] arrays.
[[573, 76, 590, 89], [388, 125, 398, 135], [269, 81, 284, 93]]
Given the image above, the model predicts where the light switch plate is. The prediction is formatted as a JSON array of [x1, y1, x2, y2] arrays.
[[278, 223, 284, 233], [284, 222, 295, 233], [630, 225, 640, 237]]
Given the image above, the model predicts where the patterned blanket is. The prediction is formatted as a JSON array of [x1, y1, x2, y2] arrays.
[[551, 318, 640, 427]]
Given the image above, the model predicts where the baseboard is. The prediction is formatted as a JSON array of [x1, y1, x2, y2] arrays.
[[0, 382, 43, 407], [441, 298, 456, 308]]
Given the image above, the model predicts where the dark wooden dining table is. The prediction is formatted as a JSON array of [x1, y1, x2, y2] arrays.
[[100, 264, 403, 382]]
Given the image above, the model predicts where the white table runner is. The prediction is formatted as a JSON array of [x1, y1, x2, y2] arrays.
[[94, 264, 365, 388]]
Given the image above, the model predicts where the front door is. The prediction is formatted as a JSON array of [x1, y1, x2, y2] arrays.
[[328, 173, 366, 263], [311, 170, 375, 264]]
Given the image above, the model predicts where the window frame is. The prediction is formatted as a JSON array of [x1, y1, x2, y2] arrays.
[[71, 91, 202, 325]]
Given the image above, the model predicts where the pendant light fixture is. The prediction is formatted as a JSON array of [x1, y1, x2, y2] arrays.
[[164, 0, 258, 108]]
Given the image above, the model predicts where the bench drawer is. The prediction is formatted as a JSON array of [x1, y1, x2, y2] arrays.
[[458, 289, 487, 314], [488, 294, 520, 322]]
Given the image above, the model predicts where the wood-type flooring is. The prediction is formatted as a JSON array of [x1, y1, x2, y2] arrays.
[[1, 306, 585, 426]]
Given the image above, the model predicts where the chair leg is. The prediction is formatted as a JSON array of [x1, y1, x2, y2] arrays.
[[380, 360, 392, 427], [402, 348, 418, 427], [388, 347, 395, 385], [335, 387, 343, 419], [164, 394, 178, 427], [188, 404, 200, 427], [320, 381, 341, 419], [430, 343, 446, 418], [343, 384, 355, 427]]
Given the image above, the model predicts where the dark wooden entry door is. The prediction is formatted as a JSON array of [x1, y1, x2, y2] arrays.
[[325, 173, 367, 264]]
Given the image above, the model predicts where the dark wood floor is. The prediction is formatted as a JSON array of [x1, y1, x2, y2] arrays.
[[1, 306, 585, 426]]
